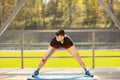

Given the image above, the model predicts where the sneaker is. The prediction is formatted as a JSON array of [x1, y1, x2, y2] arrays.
[[85, 70, 94, 77], [32, 70, 39, 77]]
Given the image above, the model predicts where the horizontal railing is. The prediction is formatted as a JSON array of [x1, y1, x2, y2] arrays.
[[0, 29, 120, 68]]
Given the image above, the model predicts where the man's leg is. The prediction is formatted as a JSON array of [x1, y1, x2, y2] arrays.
[[33, 46, 56, 76], [67, 46, 86, 70], [67, 45, 93, 77]]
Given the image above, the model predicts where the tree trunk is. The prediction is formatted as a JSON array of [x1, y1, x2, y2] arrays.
[[1, 0, 5, 25], [69, 0, 72, 27]]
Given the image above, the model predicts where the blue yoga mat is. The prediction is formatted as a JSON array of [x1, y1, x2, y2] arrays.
[[27, 74, 98, 80]]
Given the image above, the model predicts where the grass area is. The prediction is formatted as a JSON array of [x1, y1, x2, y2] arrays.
[[0, 50, 120, 68]]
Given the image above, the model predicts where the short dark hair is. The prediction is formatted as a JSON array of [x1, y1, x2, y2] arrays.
[[55, 29, 65, 36]]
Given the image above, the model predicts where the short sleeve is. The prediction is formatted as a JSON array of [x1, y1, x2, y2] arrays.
[[50, 37, 55, 47], [65, 36, 73, 46]]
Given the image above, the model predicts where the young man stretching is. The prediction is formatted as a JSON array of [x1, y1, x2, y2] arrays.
[[32, 29, 93, 77]]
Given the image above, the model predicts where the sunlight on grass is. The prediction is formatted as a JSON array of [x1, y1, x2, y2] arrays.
[[0, 50, 120, 68]]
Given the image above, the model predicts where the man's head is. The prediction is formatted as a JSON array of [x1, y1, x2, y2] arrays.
[[55, 29, 65, 42]]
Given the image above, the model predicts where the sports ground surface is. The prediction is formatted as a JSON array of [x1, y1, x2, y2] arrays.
[[0, 68, 120, 80], [0, 50, 120, 68]]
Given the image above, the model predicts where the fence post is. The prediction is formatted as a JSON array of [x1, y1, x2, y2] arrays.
[[92, 31, 95, 68], [21, 30, 24, 69]]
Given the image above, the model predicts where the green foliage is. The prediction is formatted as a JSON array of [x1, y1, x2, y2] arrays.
[[0, 0, 120, 30]]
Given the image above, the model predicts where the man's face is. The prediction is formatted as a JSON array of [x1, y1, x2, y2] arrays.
[[56, 35, 64, 42]]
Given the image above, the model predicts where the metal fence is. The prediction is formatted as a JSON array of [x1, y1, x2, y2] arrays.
[[0, 29, 120, 68]]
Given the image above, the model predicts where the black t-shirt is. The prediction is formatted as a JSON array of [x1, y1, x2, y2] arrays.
[[50, 35, 73, 49]]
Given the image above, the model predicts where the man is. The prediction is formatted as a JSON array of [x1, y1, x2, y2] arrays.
[[32, 29, 93, 77]]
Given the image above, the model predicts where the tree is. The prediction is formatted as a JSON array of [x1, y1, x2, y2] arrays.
[[0, 0, 120, 29]]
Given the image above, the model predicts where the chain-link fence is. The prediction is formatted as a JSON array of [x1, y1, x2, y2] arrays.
[[0, 29, 120, 50]]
